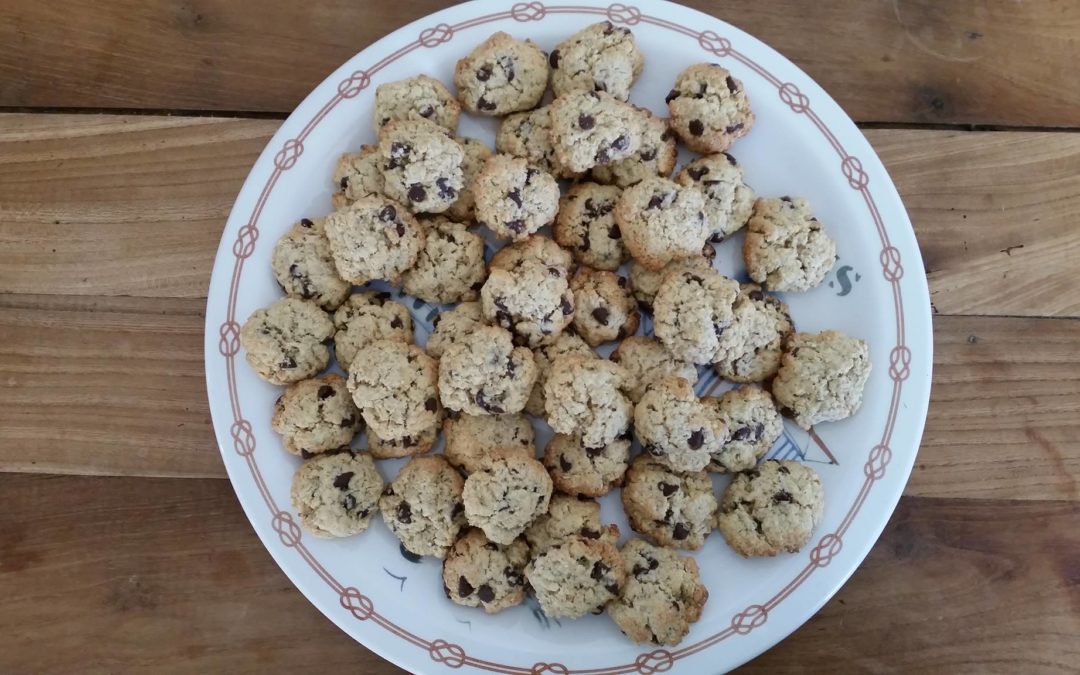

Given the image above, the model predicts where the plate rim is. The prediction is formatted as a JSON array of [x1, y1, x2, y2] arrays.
[[203, 1, 934, 672]]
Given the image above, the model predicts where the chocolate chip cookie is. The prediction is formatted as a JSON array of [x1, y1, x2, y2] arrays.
[[550, 90, 645, 173], [240, 297, 334, 385], [771, 330, 871, 429], [621, 454, 717, 550], [271, 373, 363, 456], [332, 145, 385, 209], [713, 284, 793, 383], [634, 376, 728, 473], [653, 266, 740, 364], [474, 154, 560, 241], [616, 176, 710, 271], [323, 196, 426, 284], [666, 63, 754, 153], [271, 217, 351, 311], [374, 74, 460, 133], [400, 215, 487, 304], [443, 527, 530, 613], [716, 460, 824, 557], [743, 196, 837, 292], [437, 325, 538, 415], [525, 330, 597, 417], [543, 356, 633, 449], [332, 291, 414, 372], [523, 493, 620, 556], [526, 537, 627, 619], [290, 450, 383, 538], [542, 433, 630, 497], [481, 259, 575, 348], [570, 267, 639, 346], [454, 32, 549, 116], [426, 301, 486, 359], [607, 538, 708, 646], [443, 412, 535, 474], [703, 385, 783, 473], [495, 105, 577, 179], [609, 336, 698, 404], [346, 339, 440, 440], [549, 21, 644, 101], [379, 455, 466, 559], [591, 108, 677, 188], [462, 449, 553, 544], [378, 119, 465, 214], [627, 242, 715, 310], [553, 182, 628, 271], [675, 152, 755, 242]]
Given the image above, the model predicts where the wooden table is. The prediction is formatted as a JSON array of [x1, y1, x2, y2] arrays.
[[1, 1, 1078, 672]]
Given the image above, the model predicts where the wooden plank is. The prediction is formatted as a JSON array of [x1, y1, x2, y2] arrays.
[[741, 496, 1080, 673], [868, 129, 1080, 318], [1, 1, 1078, 126], [1, 474, 1077, 672], [0, 294, 221, 478], [0, 473, 406, 674], [2, 297, 1078, 501], [2, 115, 1078, 317], [0, 114, 275, 298]]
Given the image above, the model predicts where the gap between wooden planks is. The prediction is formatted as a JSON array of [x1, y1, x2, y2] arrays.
[[0, 114, 1077, 316], [0, 0, 1078, 126], [0, 473, 1076, 673], [1, 294, 1077, 501]]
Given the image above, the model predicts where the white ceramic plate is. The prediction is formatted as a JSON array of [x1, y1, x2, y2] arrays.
[[205, 1, 933, 672]]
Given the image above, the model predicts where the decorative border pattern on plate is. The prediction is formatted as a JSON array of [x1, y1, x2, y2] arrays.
[[215, 4, 910, 672]]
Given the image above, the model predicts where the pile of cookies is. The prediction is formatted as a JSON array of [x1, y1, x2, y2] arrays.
[[240, 23, 872, 646]]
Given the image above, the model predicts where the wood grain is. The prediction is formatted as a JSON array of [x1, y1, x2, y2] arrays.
[[869, 129, 1080, 318], [0, 294, 220, 478], [2, 115, 1078, 317], [1, 1, 1078, 126], [1, 473, 1076, 673], [3, 298, 1077, 499], [0, 473, 406, 674]]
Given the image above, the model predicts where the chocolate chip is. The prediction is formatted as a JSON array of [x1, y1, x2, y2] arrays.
[[475, 390, 505, 414], [301, 218, 315, 228], [477, 584, 495, 603], [495, 310, 513, 327], [723, 152, 737, 166], [688, 119, 704, 136], [561, 296, 574, 315], [665, 89, 678, 103], [748, 289, 765, 301], [591, 561, 610, 580], [687, 166, 708, 181], [774, 490, 793, 503], [425, 397, 438, 411], [396, 223, 406, 237], [726, 75, 738, 94], [548, 266, 561, 278], [477, 96, 496, 111], [506, 219, 525, 234], [299, 449, 315, 459], [390, 316, 404, 329], [658, 481, 678, 496], [592, 307, 610, 325], [559, 455, 572, 471], [578, 114, 595, 130], [585, 445, 604, 458], [343, 493, 357, 511], [602, 20, 615, 34], [672, 523, 690, 540], [379, 205, 397, 222], [606, 583, 620, 595], [458, 576, 474, 597], [279, 356, 297, 369], [507, 188, 522, 207], [640, 147, 656, 161], [549, 49, 560, 68], [646, 195, 664, 209], [317, 385, 335, 399], [778, 406, 796, 419], [417, 104, 434, 118], [436, 177, 456, 199], [608, 224, 621, 239], [688, 429, 705, 449], [595, 148, 610, 164], [725, 122, 744, 134], [731, 426, 753, 441], [777, 464, 791, 475], [475, 66, 491, 81], [333, 472, 354, 490], [407, 184, 427, 203], [505, 567, 524, 586], [498, 55, 516, 81], [524, 167, 538, 184], [611, 135, 629, 151], [396, 502, 412, 523]]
